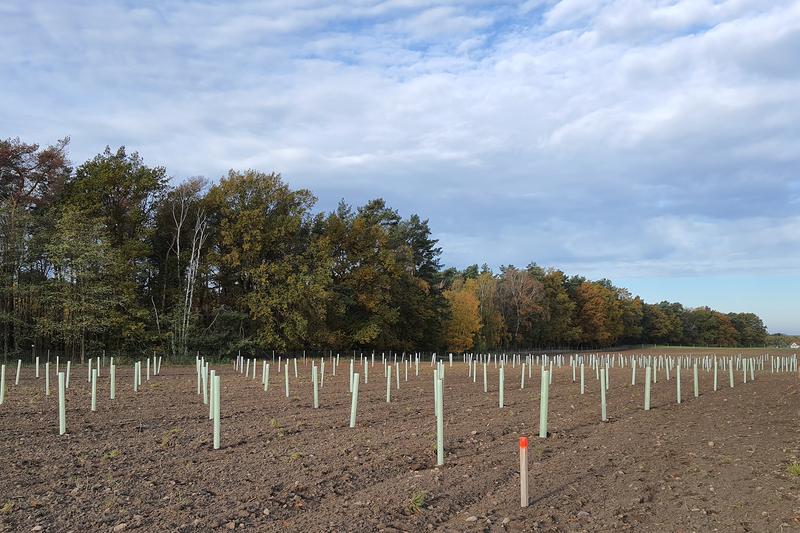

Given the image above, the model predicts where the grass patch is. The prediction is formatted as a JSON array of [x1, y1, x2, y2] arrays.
[[408, 492, 426, 514], [160, 427, 182, 448], [271, 418, 286, 437], [102, 449, 120, 462], [0, 501, 13, 514], [787, 461, 800, 477]]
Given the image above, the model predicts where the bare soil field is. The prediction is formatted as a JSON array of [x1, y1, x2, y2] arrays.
[[1, 350, 799, 532]]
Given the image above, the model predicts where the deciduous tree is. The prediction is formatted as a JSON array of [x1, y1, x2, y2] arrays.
[[443, 279, 481, 352]]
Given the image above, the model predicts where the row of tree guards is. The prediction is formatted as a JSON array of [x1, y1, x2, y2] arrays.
[[2, 349, 797, 509], [4, 350, 795, 436], [0, 354, 163, 434], [213, 351, 797, 473]]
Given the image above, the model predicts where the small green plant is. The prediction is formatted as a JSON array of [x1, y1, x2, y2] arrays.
[[289, 451, 302, 462], [787, 461, 800, 477], [530, 444, 545, 460], [160, 428, 182, 448], [0, 501, 13, 514], [408, 492, 426, 514], [102, 449, 120, 462], [271, 418, 285, 437]]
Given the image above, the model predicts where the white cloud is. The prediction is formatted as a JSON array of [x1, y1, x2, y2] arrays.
[[543, 0, 604, 28], [1, 0, 798, 287]]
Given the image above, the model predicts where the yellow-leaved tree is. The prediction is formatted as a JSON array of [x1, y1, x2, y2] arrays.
[[443, 279, 481, 352]]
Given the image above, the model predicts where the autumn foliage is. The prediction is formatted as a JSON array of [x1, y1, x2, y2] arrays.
[[0, 137, 769, 359], [442, 280, 481, 352]]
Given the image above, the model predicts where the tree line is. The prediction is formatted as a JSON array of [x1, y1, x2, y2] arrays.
[[0, 138, 768, 360], [767, 334, 800, 348]]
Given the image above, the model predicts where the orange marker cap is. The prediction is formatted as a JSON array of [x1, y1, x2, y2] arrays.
[[519, 436, 528, 449]]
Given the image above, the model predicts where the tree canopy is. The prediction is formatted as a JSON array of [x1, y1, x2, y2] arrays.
[[0, 137, 771, 359]]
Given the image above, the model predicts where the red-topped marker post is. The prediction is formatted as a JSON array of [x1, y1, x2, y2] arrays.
[[520, 437, 529, 507]]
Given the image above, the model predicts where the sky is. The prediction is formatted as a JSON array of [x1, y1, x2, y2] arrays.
[[1, 0, 799, 332]]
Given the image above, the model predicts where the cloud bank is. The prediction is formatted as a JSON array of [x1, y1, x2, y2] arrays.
[[2, 0, 799, 285]]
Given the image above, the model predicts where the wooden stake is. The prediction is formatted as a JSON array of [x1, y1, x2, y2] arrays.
[[520, 437, 529, 507]]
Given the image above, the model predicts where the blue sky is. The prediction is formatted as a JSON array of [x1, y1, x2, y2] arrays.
[[1, 1, 799, 332]]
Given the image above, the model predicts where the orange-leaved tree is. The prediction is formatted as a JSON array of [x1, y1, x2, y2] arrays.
[[443, 278, 481, 352]]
